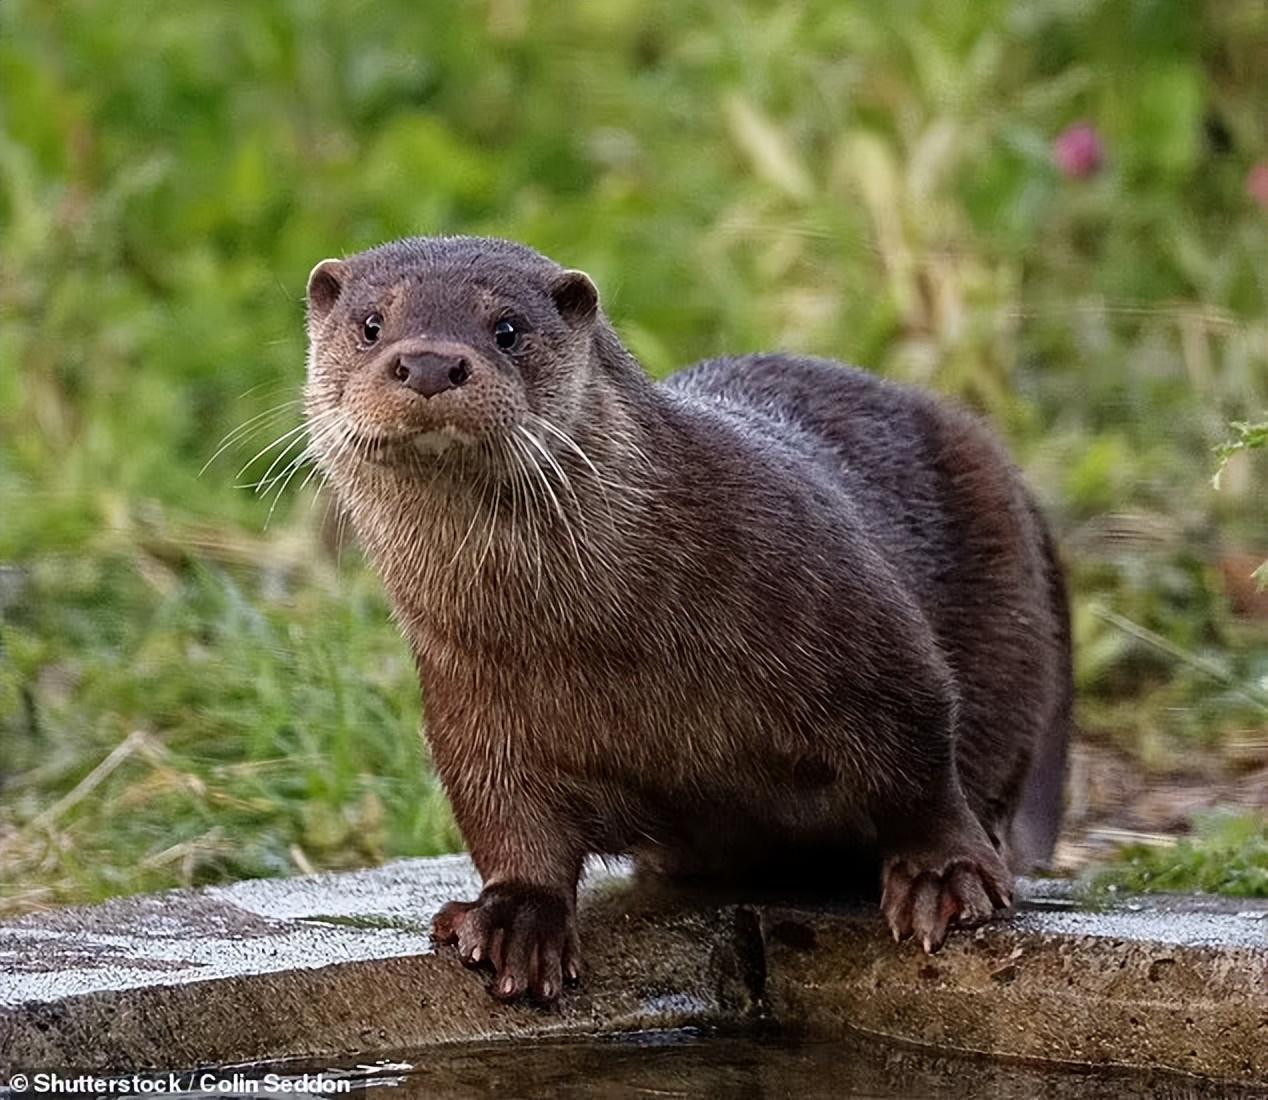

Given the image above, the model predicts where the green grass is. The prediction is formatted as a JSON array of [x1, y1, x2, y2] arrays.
[[1094, 814, 1268, 897], [1, 0, 1266, 909], [0, 543, 461, 909]]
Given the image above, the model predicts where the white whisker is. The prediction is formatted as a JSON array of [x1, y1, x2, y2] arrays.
[[516, 426, 586, 578], [200, 401, 303, 478], [236, 422, 311, 486]]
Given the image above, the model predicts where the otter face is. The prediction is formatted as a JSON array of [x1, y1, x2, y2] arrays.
[[303, 237, 598, 473]]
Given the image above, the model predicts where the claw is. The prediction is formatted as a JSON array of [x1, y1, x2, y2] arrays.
[[881, 849, 1012, 952], [429, 881, 579, 1005]]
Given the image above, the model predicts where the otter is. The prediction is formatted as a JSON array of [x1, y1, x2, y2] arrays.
[[303, 236, 1071, 1004]]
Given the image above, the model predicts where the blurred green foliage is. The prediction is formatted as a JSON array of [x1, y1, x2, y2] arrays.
[[1, 0, 1266, 907], [1095, 813, 1268, 897]]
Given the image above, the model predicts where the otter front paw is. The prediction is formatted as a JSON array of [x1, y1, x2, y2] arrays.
[[880, 845, 1012, 954], [431, 881, 581, 1004]]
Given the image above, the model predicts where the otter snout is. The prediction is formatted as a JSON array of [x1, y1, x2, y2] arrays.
[[318, 331, 523, 460], [391, 350, 471, 399]]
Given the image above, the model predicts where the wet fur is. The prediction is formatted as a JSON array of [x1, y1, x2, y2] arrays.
[[304, 236, 1072, 992]]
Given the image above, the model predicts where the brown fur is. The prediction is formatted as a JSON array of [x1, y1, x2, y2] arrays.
[[303, 236, 1072, 1002]]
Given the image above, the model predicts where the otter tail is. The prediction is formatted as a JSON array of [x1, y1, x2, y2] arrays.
[[1008, 507, 1073, 870]]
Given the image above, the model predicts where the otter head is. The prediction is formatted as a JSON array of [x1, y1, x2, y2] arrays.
[[304, 236, 601, 477]]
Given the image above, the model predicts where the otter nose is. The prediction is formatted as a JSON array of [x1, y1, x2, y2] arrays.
[[391, 352, 471, 399]]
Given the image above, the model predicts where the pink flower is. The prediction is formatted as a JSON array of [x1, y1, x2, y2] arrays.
[[1248, 162, 1268, 210], [1053, 123, 1104, 180]]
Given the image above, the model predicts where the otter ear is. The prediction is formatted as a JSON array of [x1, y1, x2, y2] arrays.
[[306, 258, 345, 323], [551, 269, 599, 325]]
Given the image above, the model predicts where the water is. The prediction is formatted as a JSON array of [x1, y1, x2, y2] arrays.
[[265, 1030, 1265, 1100]]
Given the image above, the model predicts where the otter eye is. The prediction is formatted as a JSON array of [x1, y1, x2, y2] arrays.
[[493, 318, 519, 351], [361, 311, 383, 345]]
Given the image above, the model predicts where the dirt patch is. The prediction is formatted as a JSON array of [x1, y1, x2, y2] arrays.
[[1055, 739, 1268, 872]]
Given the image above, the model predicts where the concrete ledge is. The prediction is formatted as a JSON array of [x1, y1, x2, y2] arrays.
[[0, 858, 758, 1072], [1, 858, 1265, 1085], [760, 885, 1268, 1083]]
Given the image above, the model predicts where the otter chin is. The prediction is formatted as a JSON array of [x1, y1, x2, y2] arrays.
[[302, 235, 1072, 1005]]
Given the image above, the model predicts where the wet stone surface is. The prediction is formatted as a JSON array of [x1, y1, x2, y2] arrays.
[[760, 894, 1268, 1084], [0, 858, 758, 1072], [0, 857, 1265, 1085]]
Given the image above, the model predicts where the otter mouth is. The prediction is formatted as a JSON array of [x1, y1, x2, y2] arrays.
[[339, 425, 476, 467]]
